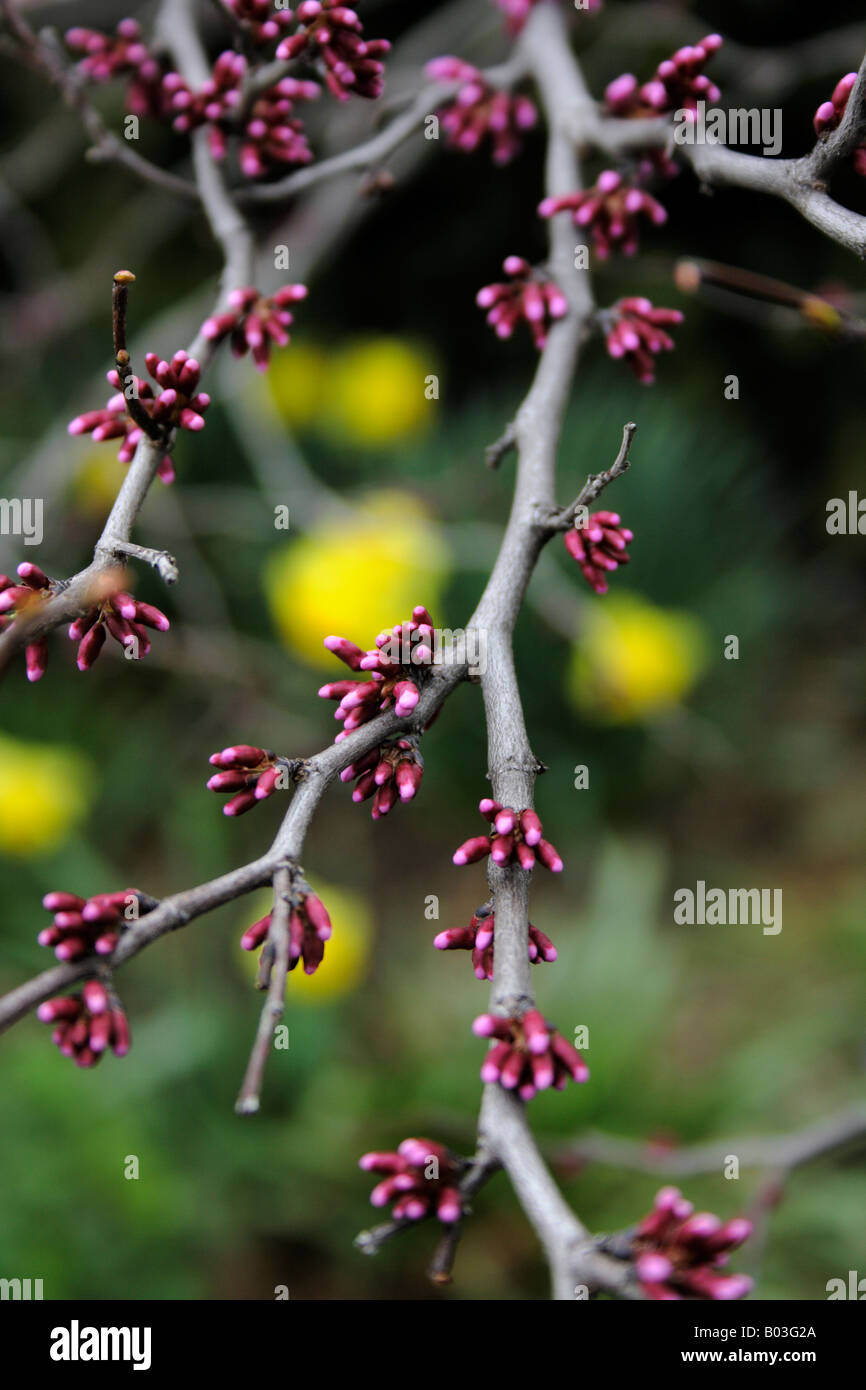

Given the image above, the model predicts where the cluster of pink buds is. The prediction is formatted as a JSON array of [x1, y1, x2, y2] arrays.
[[69, 350, 210, 484], [631, 1187, 753, 1300], [240, 888, 332, 975], [565, 510, 633, 595], [0, 568, 168, 676], [494, 0, 601, 37], [163, 51, 246, 152], [37, 983, 130, 1068], [203, 284, 308, 369], [207, 745, 290, 817], [222, 0, 294, 43], [473, 1011, 589, 1099], [477, 256, 568, 349], [276, 2, 390, 102], [814, 74, 866, 177], [453, 800, 563, 873], [236, 78, 319, 175], [38, 889, 153, 961], [70, 591, 169, 670], [605, 35, 723, 121], [359, 1138, 463, 1223], [434, 904, 556, 980], [319, 606, 435, 737], [604, 297, 683, 384], [425, 57, 537, 165], [0, 562, 54, 681], [65, 20, 169, 118], [539, 172, 667, 259], [340, 737, 423, 819]]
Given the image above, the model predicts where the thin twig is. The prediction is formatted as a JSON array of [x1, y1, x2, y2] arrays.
[[541, 421, 638, 530], [112, 270, 167, 444], [0, 3, 199, 201], [555, 1106, 866, 1179], [235, 865, 293, 1115]]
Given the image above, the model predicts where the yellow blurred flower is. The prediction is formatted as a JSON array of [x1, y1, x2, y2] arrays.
[[264, 489, 450, 668], [71, 450, 128, 518], [267, 336, 437, 446], [237, 880, 372, 1005], [266, 341, 329, 430], [326, 338, 436, 446], [566, 593, 707, 722], [0, 734, 93, 856]]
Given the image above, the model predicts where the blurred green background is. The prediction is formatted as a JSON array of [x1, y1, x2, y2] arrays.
[[0, 0, 864, 1299]]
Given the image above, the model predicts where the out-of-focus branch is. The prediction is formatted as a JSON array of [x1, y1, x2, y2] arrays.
[[556, 1106, 866, 1179], [235, 865, 293, 1116], [0, 2, 199, 200], [0, 0, 256, 678], [240, 59, 527, 205]]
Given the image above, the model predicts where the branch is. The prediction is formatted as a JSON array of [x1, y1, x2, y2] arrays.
[[461, 4, 635, 1300], [590, 50, 866, 259], [0, 661, 464, 1035], [540, 421, 637, 530], [556, 1106, 866, 1179], [235, 865, 293, 1115], [354, 1146, 499, 1279], [239, 59, 527, 206], [0, 3, 199, 201], [0, 0, 257, 679]]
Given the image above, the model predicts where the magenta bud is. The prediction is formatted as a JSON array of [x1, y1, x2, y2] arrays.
[[303, 893, 332, 941], [82, 980, 110, 1014], [519, 808, 542, 845]]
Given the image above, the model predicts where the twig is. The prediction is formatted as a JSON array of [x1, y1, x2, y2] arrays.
[[427, 1148, 499, 1285], [541, 421, 637, 530], [485, 420, 517, 471], [239, 60, 527, 205], [0, 3, 199, 201], [675, 257, 866, 338], [98, 540, 179, 586], [353, 1146, 500, 1281], [555, 1106, 866, 1178], [112, 270, 167, 445], [235, 865, 293, 1115]]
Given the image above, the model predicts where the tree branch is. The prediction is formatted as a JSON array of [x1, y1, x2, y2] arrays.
[[556, 1106, 866, 1179], [235, 864, 294, 1115]]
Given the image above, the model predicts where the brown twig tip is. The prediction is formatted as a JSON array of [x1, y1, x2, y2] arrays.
[[112, 273, 133, 358], [674, 260, 702, 293]]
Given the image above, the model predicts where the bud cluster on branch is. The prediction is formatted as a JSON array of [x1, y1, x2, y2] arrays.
[[38, 985, 131, 1069]]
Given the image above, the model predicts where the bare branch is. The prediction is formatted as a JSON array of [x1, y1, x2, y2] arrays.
[[235, 865, 294, 1116], [0, 3, 199, 201], [557, 1106, 866, 1179], [541, 421, 637, 530]]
